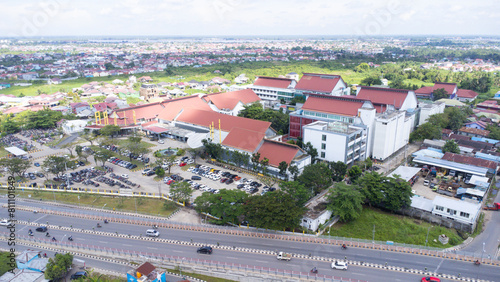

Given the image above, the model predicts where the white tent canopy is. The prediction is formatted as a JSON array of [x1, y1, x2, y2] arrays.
[[5, 146, 27, 156]]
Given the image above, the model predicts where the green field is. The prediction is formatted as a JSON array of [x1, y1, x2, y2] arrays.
[[326, 207, 464, 248], [5, 189, 178, 217], [0, 252, 14, 276]]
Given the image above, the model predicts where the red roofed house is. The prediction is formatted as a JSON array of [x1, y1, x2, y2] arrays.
[[442, 152, 498, 174], [251, 76, 296, 102], [458, 126, 490, 138], [294, 73, 349, 97], [456, 89, 479, 102], [415, 82, 458, 100]]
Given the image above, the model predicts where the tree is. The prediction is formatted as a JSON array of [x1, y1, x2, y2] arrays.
[[42, 156, 76, 178], [260, 157, 269, 175], [427, 113, 449, 129], [329, 161, 347, 182], [244, 190, 305, 230], [100, 125, 121, 139], [278, 161, 288, 179], [445, 107, 468, 131], [303, 142, 318, 163], [93, 148, 113, 168], [327, 182, 364, 222], [288, 165, 299, 181], [80, 132, 97, 146], [170, 181, 193, 203], [194, 189, 248, 225], [357, 171, 385, 207], [297, 163, 332, 194], [280, 181, 311, 206], [383, 176, 413, 212], [45, 253, 73, 280], [251, 152, 261, 171], [442, 139, 460, 154], [259, 175, 279, 189], [201, 139, 223, 160], [410, 122, 442, 142], [60, 143, 75, 157], [354, 63, 370, 72], [432, 88, 449, 101], [0, 158, 31, 178], [155, 167, 165, 178], [123, 134, 150, 161], [188, 147, 203, 164], [0, 117, 19, 134], [361, 76, 382, 86], [348, 165, 362, 182]]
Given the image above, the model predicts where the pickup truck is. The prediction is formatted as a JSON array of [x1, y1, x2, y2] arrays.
[[276, 252, 292, 261]]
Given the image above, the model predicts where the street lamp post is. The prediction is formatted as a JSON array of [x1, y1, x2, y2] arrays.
[[425, 226, 433, 247], [101, 204, 107, 220]]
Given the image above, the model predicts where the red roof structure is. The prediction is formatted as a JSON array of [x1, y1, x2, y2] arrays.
[[221, 128, 265, 152], [442, 152, 498, 170], [204, 89, 260, 110], [356, 86, 410, 112], [433, 82, 457, 95], [456, 89, 478, 99], [295, 73, 343, 94], [253, 76, 293, 88], [458, 127, 490, 137], [302, 95, 368, 117], [257, 139, 301, 167], [176, 108, 271, 134]]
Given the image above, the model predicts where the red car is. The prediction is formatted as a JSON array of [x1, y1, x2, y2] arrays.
[[179, 162, 187, 167], [167, 179, 175, 185], [421, 277, 440, 282]]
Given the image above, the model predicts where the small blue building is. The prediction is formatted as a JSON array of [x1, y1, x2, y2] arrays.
[[127, 262, 166, 282]]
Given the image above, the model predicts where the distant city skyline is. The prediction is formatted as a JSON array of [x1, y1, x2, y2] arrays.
[[1, 0, 499, 37]]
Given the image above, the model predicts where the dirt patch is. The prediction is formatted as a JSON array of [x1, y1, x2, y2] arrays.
[[169, 207, 202, 224]]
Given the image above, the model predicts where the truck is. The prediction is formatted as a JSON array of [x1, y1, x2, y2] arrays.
[[276, 252, 292, 261], [483, 202, 500, 211]]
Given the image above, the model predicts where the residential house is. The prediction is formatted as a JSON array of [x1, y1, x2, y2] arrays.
[[47, 77, 61, 85], [458, 127, 490, 138], [432, 196, 481, 231], [70, 102, 90, 115], [465, 121, 488, 130], [415, 82, 458, 100], [139, 84, 159, 100], [138, 76, 153, 83], [300, 192, 333, 232], [126, 262, 166, 282]]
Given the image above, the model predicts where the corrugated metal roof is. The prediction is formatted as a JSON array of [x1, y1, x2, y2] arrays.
[[410, 195, 433, 212], [387, 166, 421, 181], [413, 156, 488, 176]]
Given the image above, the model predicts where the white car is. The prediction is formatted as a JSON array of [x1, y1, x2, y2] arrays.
[[0, 219, 11, 226], [158, 140, 164, 144], [331, 261, 348, 270], [121, 174, 129, 179]]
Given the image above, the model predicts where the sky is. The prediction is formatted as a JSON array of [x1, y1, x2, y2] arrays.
[[1, 0, 499, 37]]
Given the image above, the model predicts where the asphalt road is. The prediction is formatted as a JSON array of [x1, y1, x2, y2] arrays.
[[4, 207, 500, 281]]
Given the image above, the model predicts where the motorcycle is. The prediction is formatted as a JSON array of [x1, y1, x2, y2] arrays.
[[310, 268, 318, 274], [28, 232, 33, 237], [51, 237, 56, 242], [45, 233, 50, 237], [341, 245, 347, 250], [68, 237, 73, 241], [152, 225, 158, 229], [104, 219, 108, 224], [96, 223, 102, 228], [474, 260, 481, 266]]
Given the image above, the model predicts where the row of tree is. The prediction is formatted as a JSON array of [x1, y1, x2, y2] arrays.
[[0, 108, 79, 135], [410, 107, 472, 142]]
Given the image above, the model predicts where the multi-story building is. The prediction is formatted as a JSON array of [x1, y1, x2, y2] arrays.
[[294, 73, 350, 98], [139, 83, 159, 100], [250, 76, 296, 102]]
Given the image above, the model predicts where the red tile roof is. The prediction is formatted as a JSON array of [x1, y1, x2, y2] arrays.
[[295, 73, 343, 93], [433, 82, 457, 95], [93, 102, 107, 112], [222, 127, 265, 152], [302, 95, 367, 117], [205, 89, 260, 110], [356, 86, 410, 111], [442, 152, 498, 170], [253, 76, 293, 88], [456, 89, 478, 99], [257, 139, 300, 167], [415, 86, 433, 96], [176, 108, 271, 134]]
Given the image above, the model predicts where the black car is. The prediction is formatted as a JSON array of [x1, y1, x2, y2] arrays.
[[28, 182, 37, 187], [36, 226, 48, 232], [226, 179, 233, 185], [191, 176, 201, 180], [70, 271, 88, 280], [197, 246, 213, 254], [146, 170, 155, 176]]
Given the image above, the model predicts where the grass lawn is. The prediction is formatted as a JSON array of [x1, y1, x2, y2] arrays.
[[115, 138, 156, 149], [5, 189, 178, 217], [0, 147, 8, 158], [326, 206, 463, 248], [167, 268, 236, 282], [0, 252, 13, 276]]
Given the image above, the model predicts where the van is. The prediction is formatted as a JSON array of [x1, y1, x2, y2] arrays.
[[449, 170, 456, 177], [146, 229, 159, 237]]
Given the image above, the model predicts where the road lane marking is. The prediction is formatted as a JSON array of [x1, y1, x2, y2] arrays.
[[123, 244, 133, 247], [434, 258, 444, 273], [98, 241, 107, 243], [255, 260, 268, 263], [172, 250, 183, 253], [227, 257, 238, 259], [147, 247, 158, 250]]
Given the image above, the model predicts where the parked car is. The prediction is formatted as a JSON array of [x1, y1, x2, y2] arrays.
[[421, 277, 440, 282], [70, 271, 88, 280], [34, 162, 40, 167], [191, 176, 201, 180], [142, 169, 151, 175], [197, 246, 213, 254]]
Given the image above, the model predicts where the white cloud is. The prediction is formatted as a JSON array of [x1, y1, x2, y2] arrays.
[[0, 0, 499, 36]]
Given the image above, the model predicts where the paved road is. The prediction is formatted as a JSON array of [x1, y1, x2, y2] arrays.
[[4, 207, 500, 281], [463, 181, 500, 259]]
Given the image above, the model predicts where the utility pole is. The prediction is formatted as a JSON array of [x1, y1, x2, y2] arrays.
[[425, 226, 432, 247], [372, 224, 375, 243]]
